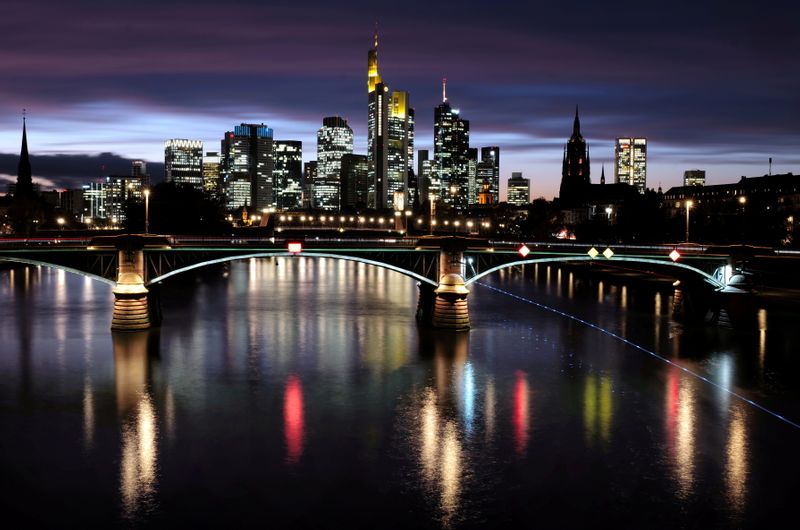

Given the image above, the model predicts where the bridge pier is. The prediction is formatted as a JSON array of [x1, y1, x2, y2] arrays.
[[107, 236, 163, 332], [428, 247, 470, 330]]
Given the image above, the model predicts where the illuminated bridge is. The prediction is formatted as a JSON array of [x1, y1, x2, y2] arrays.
[[0, 234, 748, 332]]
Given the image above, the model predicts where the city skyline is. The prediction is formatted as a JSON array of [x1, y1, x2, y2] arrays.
[[0, 0, 798, 199]]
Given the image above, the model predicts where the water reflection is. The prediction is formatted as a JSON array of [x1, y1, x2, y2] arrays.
[[583, 374, 613, 446], [284, 375, 305, 464], [665, 369, 695, 499], [726, 405, 748, 511], [113, 331, 160, 519], [513, 371, 530, 456]]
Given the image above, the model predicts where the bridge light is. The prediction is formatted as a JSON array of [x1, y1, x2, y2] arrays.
[[518, 244, 530, 257], [288, 242, 302, 254], [587, 247, 599, 259], [669, 249, 681, 261], [603, 248, 614, 259]]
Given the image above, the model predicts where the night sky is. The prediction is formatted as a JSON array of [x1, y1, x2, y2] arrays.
[[1, 0, 798, 199]]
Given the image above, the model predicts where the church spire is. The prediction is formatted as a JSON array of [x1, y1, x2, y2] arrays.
[[16, 110, 33, 198], [572, 105, 581, 137], [600, 164, 606, 185]]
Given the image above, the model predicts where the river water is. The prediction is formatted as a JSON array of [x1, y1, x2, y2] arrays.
[[1, 258, 798, 528]]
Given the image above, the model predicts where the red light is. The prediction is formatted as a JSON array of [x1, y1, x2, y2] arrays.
[[284, 375, 304, 464], [669, 249, 681, 261], [513, 371, 529, 455], [518, 244, 530, 258], [288, 242, 302, 253]]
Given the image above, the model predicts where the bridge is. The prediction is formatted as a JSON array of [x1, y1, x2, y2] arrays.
[[0, 234, 744, 332]]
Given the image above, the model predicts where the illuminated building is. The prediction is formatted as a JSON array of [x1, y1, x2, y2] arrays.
[[202, 152, 221, 196], [131, 160, 150, 189], [317, 117, 353, 210], [104, 175, 143, 223], [164, 139, 203, 190], [303, 161, 317, 209], [418, 149, 433, 205], [615, 137, 647, 193], [340, 154, 369, 209], [387, 91, 414, 209], [221, 123, 274, 211], [507, 172, 530, 206], [82, 183, 106, 221], [467, 148, 478, 206], [480, 146, 500, 204], [684, 169, 705, 187], [434, 80, 470, 210], [274, 141, 303, 210], [558, 107, 590, 206]]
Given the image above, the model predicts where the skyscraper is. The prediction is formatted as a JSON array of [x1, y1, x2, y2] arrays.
[[202, 152, 221, 196], [221, 123, 274, 211], [480, 146, 500, 205], [274, 141, 303, 210], [615, 137, 647, 193], [683, 169, 705, 187], [316, 117, 353, 210], [303, 161, 317, 209], [367, 31, 389, 209], [387, 91, 414, 209], [558, 107, 590, 206], [132, 160, 150, 189], [340, 154, 369, 209], [417, 149, 433, 205], [467, 148, 478, 206], [434, 80, 470, 210], [164, 139, 203, 190], [507, 172, 530, 206]]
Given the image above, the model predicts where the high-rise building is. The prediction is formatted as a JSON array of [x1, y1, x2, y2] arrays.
[[303, 161, 317, 209], [340, 154, 369, 209], [507, 172, 530, 206], [82, 182, 106, 221], [274, 141, 303, 210], [165, 139, 203, 190], [316, 117, 353, 210], [202, 152, 221, 196], [221, 123, 274, 211], [480, 146, 500, 205], [615, 137, 647, 193], [683, 169, 706, 187], [367, 31, 389, 210], [559, 108, 590, 206], [467, 148, 478, 206], [417, 150, 433, 205], [104, 175, 143, 223], [132, 160, 150, 189], [387, 91, 414, 209], [434, 80, 470, 210]]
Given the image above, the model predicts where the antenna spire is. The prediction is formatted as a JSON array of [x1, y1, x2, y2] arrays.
[[373, 22, 378, 49], [442, 78, 447, 103]]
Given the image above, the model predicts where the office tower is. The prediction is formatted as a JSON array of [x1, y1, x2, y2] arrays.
[[340, 154, 369, 209], [16, 115, 33, 198], [417, 149, 432, 205], [303, 161, 317, 209], [387, 91, 414, 209], [507, 172, 530, 206], [202, 152, 221, 196], [558, 107, 590, 206], [433, 80, 470, 210], [367, 31, 389, 209], [82, 182, 106, 221], [104, 175, 143, 223], [316, 117, 353, 210], [467, 148, 478, 206], [165, 139, 203, 190], [274, 141, 303, 210], [480, 146, 500, 204], [131, 160, 150, 189], [615, 137, 647, 193], [221, 123, 274, 211], [683, 169, 706, 187]]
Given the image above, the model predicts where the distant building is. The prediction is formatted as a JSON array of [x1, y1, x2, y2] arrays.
[[81, 183, 106, 221], [316, 117, 353, 210], [683, 169, 706, 187], [202, 152, 221, 196], [664, 173, 800, 210], [221, 124, 274, 211], [615, 137, 647, 193], [165, 139, 203, 190], [418, 149, 433, 205], [507, 172, 530, 206], [340, 154, 369, 209], [273, 141, 303, 210], [303, 161, 318, 209], [559, 107, 590, 206], [480, 146, 500, 205], [434, 80, 470, 210], [104, 175, 143, 223], [132, 160, 150, 189]]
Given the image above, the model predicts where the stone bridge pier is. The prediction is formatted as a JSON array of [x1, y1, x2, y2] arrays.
[[417, 238, 471, 330]]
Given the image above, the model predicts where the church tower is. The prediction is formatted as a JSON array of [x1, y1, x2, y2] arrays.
[[558, 106, 590, 206], [16, 112, 34, 198]]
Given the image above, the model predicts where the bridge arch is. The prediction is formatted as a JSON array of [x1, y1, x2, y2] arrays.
[[0, 257, 116, 286], [464, 256, 725, 289], [147, 252, 439, 286]]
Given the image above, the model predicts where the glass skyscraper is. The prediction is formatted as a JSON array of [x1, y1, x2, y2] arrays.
[[274, 141, 303, 210], [164, 139, 203, 190], [434, 83, 470, 210], [221, 123, 274, 211], [615, 137, 647, 194], [316, 117, 353, 210]]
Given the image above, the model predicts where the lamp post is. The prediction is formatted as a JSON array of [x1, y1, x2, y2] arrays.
[[144, 189, 150, 234], [57, 217, 65, 231], [685, 200, 693, 242], [429, 193, 437, 235]]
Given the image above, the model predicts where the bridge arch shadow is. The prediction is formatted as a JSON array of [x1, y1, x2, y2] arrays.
[[464, 256, 725, 289], [147, 252, 439, 286], [0, 257, 116, 286]]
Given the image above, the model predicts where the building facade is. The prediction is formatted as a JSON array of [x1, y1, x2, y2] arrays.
[[165, 139, 203, 190], [507, 172, 530, 206], [480, 146, 500, 205], [684, 169, 706, 187], [434, 83, 470, 210], [274, 141, 303, 210], [387, 91, 414, 209], [202, 152, 221, 196], [340, 154, 369, 209], [615, 137, 647, 193], [221, 124, 274, 211], [316, 117, 353, 210]]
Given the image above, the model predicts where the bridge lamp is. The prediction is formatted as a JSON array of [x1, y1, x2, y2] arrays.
[[685, 200, 694, 242], [669, 249, 681, 262], [394, 211, 401, 217], [287, 242, 302, 254], [417, 218, 423, 224], [431, 220, 437, 226], [466, 221, 473, 228], [57, 217, 65, 230], [144, 189, 150, 234], [378, 218, 385, 224], [738, 196, 747, 205], [405, 210, 412, 216], [454, 220, 460, 227], [340, 216, 346, 222], [280, 215, 286, 222], [518, 244, 530, 258], [359, 217, 365, 223], [349, 217, 355, 222]]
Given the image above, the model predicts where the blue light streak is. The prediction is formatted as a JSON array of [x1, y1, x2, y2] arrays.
[[474, 280, 800, 431]]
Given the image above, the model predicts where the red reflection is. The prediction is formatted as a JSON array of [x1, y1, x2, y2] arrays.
[[513, 371, 529, 455], [666, 370, 679, 445], [284, 375, 304, 464]]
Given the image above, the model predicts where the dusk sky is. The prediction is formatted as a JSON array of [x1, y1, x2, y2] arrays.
[[1, 0, 798, 199]]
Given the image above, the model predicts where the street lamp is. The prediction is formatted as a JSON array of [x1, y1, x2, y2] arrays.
[[605, 206, 612, 223], [144, 189, 150, 234], [57, 217, 65, 231], [685, 200, 693, 242]]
